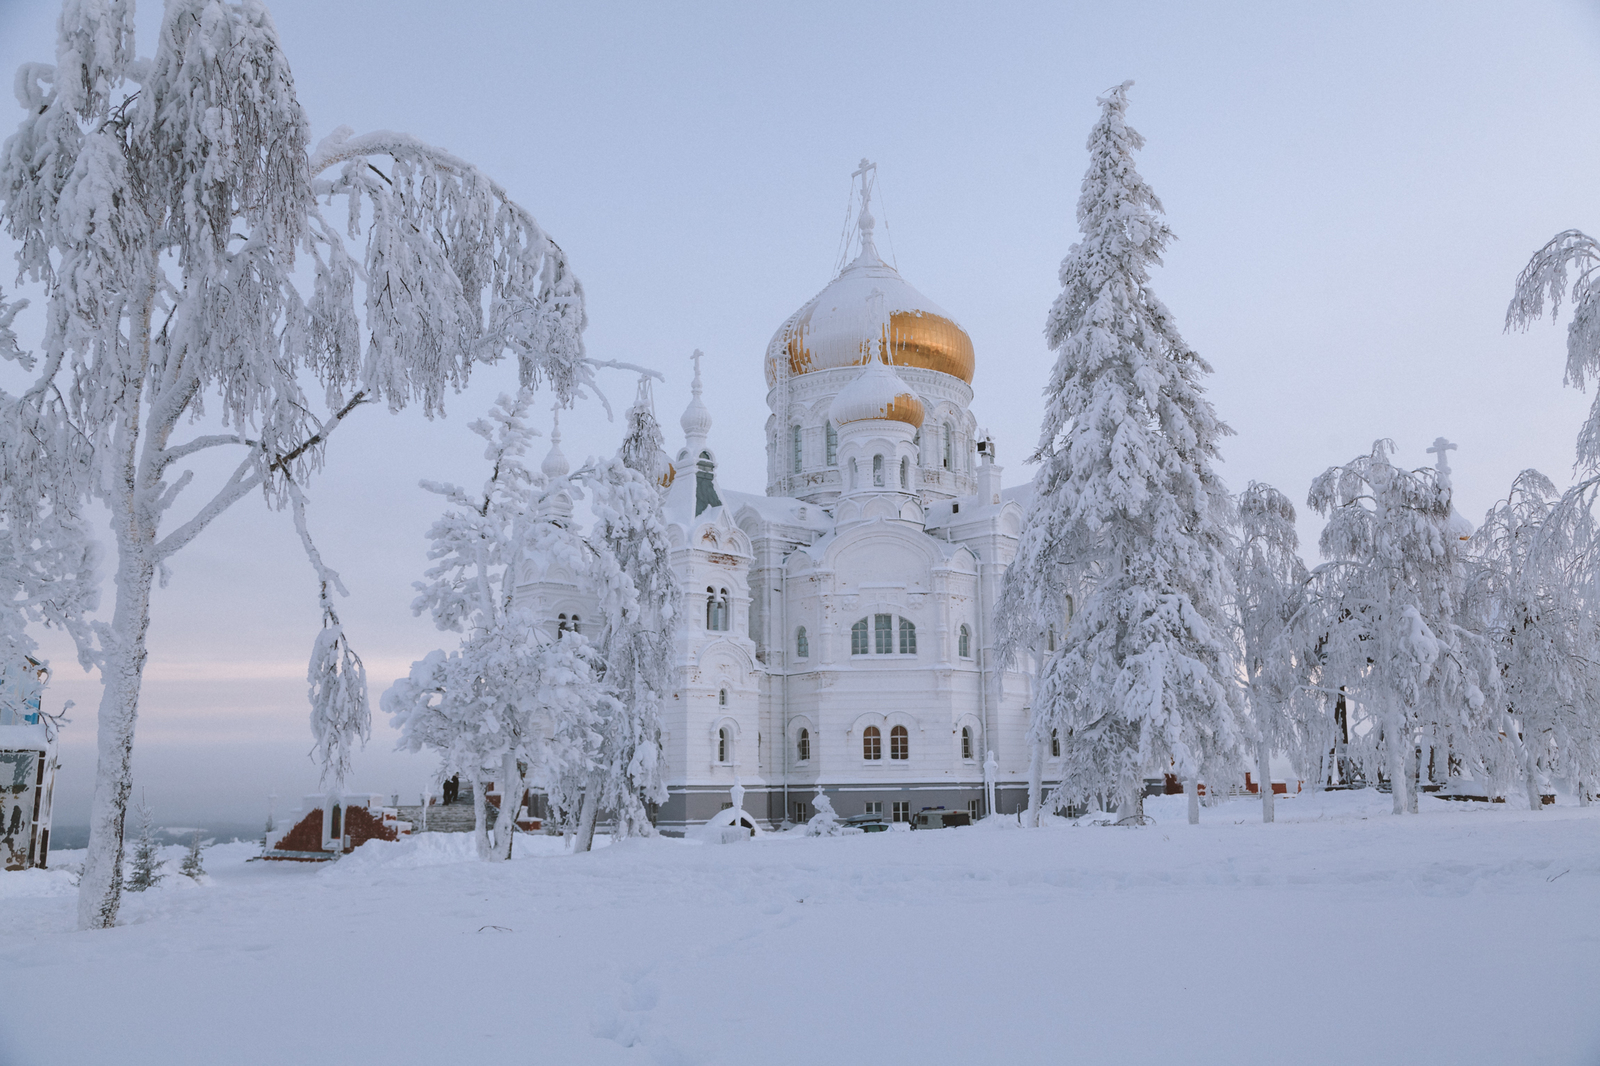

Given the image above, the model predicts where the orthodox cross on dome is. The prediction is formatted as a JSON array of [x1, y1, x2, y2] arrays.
[[852, 157, 879, 261], [541, 404, 570, 480], [1427, 436, 1457, 487]]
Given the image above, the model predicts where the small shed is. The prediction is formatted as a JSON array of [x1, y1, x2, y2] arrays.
[[263, 793, 412, 861]]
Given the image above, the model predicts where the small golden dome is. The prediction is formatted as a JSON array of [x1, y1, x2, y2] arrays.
[[829, 354, 926, 428]]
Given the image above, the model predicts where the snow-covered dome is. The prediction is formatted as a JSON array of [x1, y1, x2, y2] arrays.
[[829, 351, 925, 428], [763, 175, 974, 388]]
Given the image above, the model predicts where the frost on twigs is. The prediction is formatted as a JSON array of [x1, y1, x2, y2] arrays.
[[0, 0, 588, 928], [995, 80, 1242, 824], [1508, 230, 1600, 470]]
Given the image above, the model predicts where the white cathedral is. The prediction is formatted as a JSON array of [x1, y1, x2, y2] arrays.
[[528, 167, 1042, 832]]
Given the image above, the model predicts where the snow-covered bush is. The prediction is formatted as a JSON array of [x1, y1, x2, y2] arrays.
[[803, 789, 850, 837]]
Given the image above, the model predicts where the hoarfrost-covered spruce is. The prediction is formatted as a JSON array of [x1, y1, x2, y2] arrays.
[[179, 832, 206, 880], [996, 80, 1243, 827], [383, 393, 605, 860], [1299, 442, 1496, 815], [1232, 482, 1309, 823], [123, 798, 163, 892], [0, 0, 587, 927]]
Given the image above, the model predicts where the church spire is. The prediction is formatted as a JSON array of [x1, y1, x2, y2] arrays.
[[541, 406, 570, 481], [852, 158, 880, 264], [680, 349, 713, 458]]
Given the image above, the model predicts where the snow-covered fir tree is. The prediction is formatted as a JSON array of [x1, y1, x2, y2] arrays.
[[1233, 481, 1309, 823], [0, 0, 588, 927], [803, 787, 848, 837], [179, 832, 206, 880], [383, 392, 605, 860], [1301, 441, 1495, 815], [995, 80, 1242, 826], [1470, 470, 1600, 808], [567, 379, 678, 852], [123, 797, 163, 892]]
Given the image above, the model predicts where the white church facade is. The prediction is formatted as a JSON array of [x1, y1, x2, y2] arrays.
[[518, 167, 1046, 831]]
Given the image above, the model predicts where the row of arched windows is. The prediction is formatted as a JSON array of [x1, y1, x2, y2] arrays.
[[846, 454, 912, 492], [860, 724, 909, 760], [787, 419, 970, 475], [715, 722, 981, 764], [851, 614, 916, 655], [798, 621, 970, 658]]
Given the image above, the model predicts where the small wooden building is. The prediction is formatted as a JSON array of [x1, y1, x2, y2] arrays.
[[263, 794, 411, 861]]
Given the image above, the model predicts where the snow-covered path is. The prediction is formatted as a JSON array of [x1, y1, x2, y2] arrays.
[[3, 791, 1597, 1065]]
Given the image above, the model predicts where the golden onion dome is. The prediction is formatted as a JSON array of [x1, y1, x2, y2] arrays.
[[829, 353, 925, 428], [764, 249, 975, 387]]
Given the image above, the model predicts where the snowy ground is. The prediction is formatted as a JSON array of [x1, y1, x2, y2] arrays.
[[2, 790, 1597, 1066]]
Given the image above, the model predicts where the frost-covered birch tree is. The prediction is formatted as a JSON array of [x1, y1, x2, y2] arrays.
[[383, 393, 603, 859], [1233, 481, 1308, 823], [1302, 442, 1494, 815], [1508, 230, 1600, 470], [1, 1, 587, 926], [567, 380, 677, 852], [1470, 470, 1600, 808], [995, 80, 1242, 826]]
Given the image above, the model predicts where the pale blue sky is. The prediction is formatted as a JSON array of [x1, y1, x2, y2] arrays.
[[4, 0, 1600, 824]]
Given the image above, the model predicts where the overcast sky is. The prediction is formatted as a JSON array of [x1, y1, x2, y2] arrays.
[[5, 0, 1600, 827]]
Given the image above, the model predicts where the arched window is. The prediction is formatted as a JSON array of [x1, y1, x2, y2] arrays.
[[958, 624, 971, 658], [961, 726, 973, 760], [862, 725, 882, 760], [890, 725, 909, 760], [717, 727, 731, 763], [796, 626, 809, 658], [797, 729, 811, 762], [825, 422, 838, 466], [570, 614, 580, 634], [943, 422, 954, 470], [1051, 728, 1061, 758], [900, 456, 909, 489], [874, 614, 893, 654], [849, 457, 858, 490], [872, 454, 884, 487], [557, 612, 570, 634], [719, 688, 728, 707], [792, 424, 803, 474], [898, 618, 917, 655], [707, 588, 729, 632], [851, 618, 870, 655]]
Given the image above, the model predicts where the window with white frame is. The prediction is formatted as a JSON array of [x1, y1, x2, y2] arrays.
[[961, 726, 973, 760], [892, 801, 910, 822], [826, 421, 837, 466], [797, 728, 810, 761], [890, 725, 909, 760], [862, 725, 881, 760], [958, 624, 971, 658], [706, 588, 730, 632], [872, 454, 884, 487], [796, 626, 809, 658], [717, 727, 732, 763], [851, 618, 869, 655], [864, 801, 882, 816], [898, 618, 916, 655], [874, 614, 893, 654]]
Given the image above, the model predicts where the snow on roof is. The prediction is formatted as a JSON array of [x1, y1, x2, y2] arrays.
[[722, 489, 834, 534], [0, 723, 50, 751]]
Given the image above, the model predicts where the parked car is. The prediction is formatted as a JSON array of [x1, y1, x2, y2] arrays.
[[911, 808, 971, 830], [841, 814, 890, 833]]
